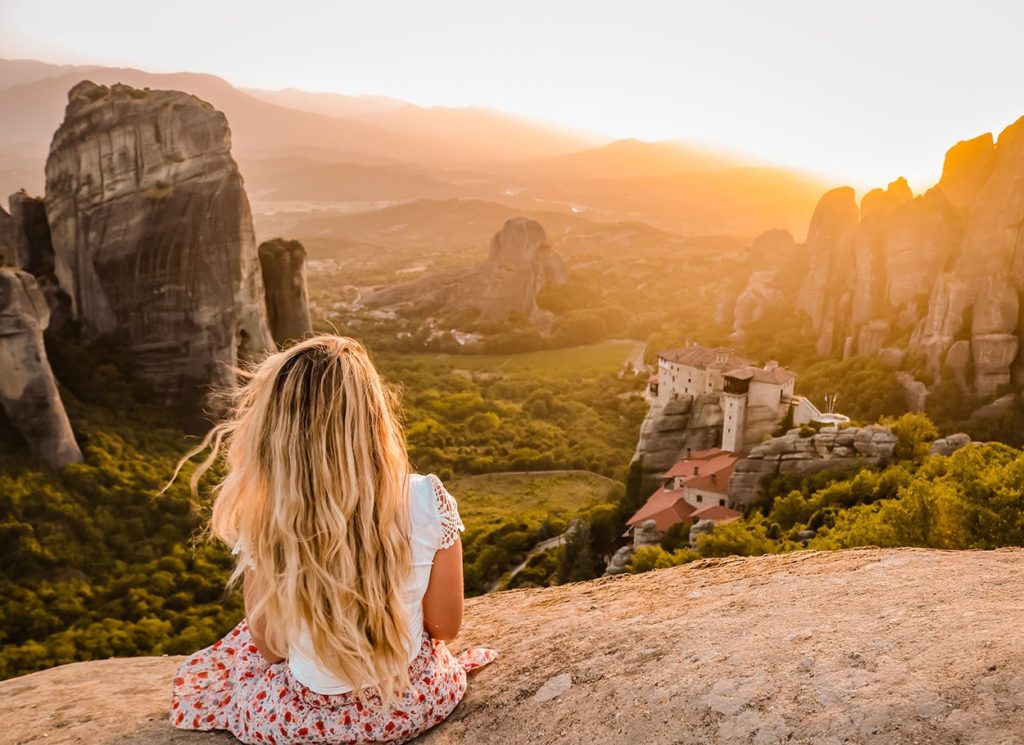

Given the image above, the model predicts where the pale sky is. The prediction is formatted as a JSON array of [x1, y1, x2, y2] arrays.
[[2, 0, 1023, 188]]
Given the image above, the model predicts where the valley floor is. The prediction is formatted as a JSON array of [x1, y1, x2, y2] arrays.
[[3, 547, 1022, 744]]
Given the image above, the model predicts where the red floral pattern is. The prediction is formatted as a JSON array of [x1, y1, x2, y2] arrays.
[[170, 620, 496, 744]]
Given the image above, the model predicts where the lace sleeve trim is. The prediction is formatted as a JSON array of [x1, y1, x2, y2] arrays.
[[428, 474, 465, 550], [231, 537, 257, 570]]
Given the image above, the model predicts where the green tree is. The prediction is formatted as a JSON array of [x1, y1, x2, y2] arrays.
[[881, 412, 939, 462]]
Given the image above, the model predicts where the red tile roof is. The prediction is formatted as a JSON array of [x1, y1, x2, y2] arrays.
[[662, 449, 739, 494], [690, 504, 743, 523], [626, 485, 695, 532], [683, 463, 738, 495]]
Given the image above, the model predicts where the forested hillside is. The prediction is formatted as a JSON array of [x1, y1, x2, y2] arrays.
[[0, 334, 646, 679]]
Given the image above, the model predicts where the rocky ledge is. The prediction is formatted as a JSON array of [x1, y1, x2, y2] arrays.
[[729, 425, 898, 505], [4, 548, 1023, 744]]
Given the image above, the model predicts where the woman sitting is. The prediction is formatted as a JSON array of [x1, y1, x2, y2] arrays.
[[168, 334, 495, 744]]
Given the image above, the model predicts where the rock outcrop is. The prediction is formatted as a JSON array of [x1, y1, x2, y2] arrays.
[[44, 82, 274, 426], [728, 425, 897, 505], [929, 433, 972, 456], [0, 268, 82, 468], [364, 217, 568, 330], [792, 119, 1024, 396], [465, 218, 568, 325], [603, 518, 660, 576], [257, 238, 313, 347], [631, 393, 723, 483], [795, 187, 860, 356], [5, 548, 1024, 744], [0, 204, 14, 266]]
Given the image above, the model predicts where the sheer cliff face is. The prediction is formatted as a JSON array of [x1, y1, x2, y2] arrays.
[[0, 268, 82, 468], [795, 119, 1024, 393], [44, 81, 274, 424], [916, 124, 1023, 394]]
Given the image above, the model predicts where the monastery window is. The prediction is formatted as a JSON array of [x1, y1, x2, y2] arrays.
[[696, 495, 703, 503], [719, 499, 726, 506]]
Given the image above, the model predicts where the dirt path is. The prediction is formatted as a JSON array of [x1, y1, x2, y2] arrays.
[[486, 531, 568, 593], [623, 341, 647, 375]]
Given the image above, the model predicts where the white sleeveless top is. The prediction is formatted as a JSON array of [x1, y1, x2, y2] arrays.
[[240, 473, 464, 694]]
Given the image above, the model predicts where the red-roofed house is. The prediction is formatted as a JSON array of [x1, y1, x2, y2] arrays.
[[690, 504, 743, 524], [626, 447, 741, 536]]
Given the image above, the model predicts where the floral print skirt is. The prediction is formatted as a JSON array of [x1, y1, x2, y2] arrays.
[[170, 620, 496, 744]]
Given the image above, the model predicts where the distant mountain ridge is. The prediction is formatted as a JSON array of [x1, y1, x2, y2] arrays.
[[0, 58, 828, 236]]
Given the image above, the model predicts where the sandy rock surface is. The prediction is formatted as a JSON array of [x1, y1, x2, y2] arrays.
[[4, 548, 1024, 745]]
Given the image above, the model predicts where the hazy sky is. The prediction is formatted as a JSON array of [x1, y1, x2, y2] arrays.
[[3, 0, 1023, 187]]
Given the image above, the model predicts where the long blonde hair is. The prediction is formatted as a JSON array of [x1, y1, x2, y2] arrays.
[[171, 335, 412, 698]]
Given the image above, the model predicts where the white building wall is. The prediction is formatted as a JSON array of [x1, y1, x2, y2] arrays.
[[683, 486, 730, 508], [721, 392, 747, 452], [748, 380, 784, 409], [658, 359, 709, 401], [792, 396, 822, 426]]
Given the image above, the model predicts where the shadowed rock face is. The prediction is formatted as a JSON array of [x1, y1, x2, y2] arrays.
[[0, 205, 15, 266], [257, 238, 312, 348], [8, 192, 72, 333], [9, 191, 55, 277], [44, 81, 274, 427], [0, 268, 81, 468]]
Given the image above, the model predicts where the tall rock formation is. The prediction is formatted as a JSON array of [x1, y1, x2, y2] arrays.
[[915, 123, 1024, 394], [727, 229, 801, 338], [466, 218, 568, 326], [363, 217, 569, 329], [257, 238, 313, 347], [44, 81, 275, 426], [0, 268, 82, 468], [792, 118, 1024, 396], [795, 187, 860, 356]]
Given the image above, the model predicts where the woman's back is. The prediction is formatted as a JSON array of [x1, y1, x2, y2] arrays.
[[288, 473, 464, 694], [167, 335, 494, 744]]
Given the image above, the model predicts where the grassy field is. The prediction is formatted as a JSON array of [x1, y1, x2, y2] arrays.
[[408, 340, 637, 378], [448, 471, 620, 526]]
